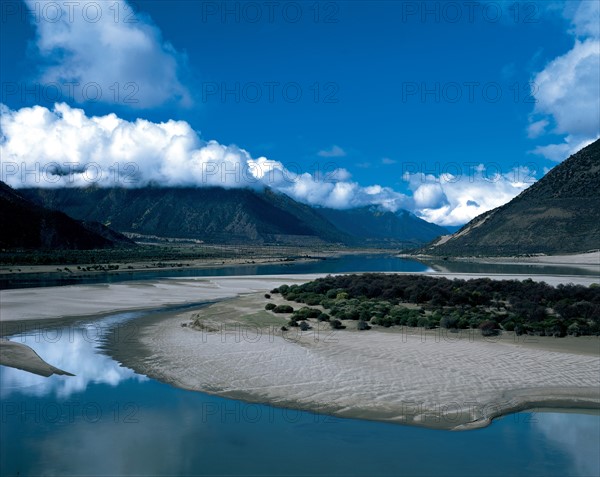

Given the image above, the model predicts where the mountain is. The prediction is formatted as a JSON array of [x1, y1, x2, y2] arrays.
[[422, 139, 600, 256], [20, 186, 448, 247], [0, 181, 134, 250], [315, 206, 448, 246], [20, 186, 352, 245]]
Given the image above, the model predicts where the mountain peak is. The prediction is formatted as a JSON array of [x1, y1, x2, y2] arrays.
[[423, 139, 600, 256]]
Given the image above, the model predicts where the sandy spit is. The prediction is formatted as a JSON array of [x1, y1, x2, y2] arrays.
[[112, 301, 599, 431], [0, 339, 74, 377], [104, 275, 600, 431]]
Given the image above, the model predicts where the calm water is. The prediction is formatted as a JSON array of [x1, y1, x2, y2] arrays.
[[1, 257, 599, 476], [0, 254, 430, 289], [1, 253, 598, 290]]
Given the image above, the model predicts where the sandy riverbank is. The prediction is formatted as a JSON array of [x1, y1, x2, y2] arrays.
[[102, 274, 599, 431], [411, 251, 600, 272], [3, 273, 599, 427]]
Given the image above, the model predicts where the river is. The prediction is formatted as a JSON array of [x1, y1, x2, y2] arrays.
[[1, 255, 598, 476]]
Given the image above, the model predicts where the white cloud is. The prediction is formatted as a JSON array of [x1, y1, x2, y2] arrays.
[[531, 135, 596, 162], [1, 104, 536, 226], [567, 0, 600, 38], [529, 1, 600, 160], [25, 0, 190, 108], [381, 157, 397, 165], [0, 103, 251, 188], [403, 167, 533, 226], [317, 145, 346, 157], [413, 183, 448, 209], [527, 119, 549, 138], [0, 103, 411, 211]]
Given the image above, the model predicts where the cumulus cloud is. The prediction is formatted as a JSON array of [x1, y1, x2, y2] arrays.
[[25, 0, 190, 108], [403, 168, 533, 226], [530, 0, 600, 160], [0, 103, 251, 188], [0, 103, 534, 226], [0, 103, 412, 210], [317, 145, 346, 157]]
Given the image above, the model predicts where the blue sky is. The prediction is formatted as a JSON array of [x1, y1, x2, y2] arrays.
[[1, 1, 598, 225]]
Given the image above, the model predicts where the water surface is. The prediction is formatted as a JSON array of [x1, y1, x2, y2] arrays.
[[1, 257, 599, 476], [2, 253, 597, 290], [1, 306, 599, 476]]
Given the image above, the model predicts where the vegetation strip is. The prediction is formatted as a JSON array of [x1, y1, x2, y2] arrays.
[[269, 273, 600, 337]]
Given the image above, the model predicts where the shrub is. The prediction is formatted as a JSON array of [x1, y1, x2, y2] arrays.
[[567, 323, 581, 337], [299, 321, 311, 331], [457, 317, 469, 329], [264, 293, 271, 299], [440, 315, 459, 329], [406, 315, 419, 327], [417, 317, 432, 329], [296, 307, 321, 318], [278, 284, 289, 295], [317, 313, 330, 322], [479, 320, 499, 337], [330, 319, 345, 329], [326, 289, 338, 299], [273, 305, 294, 314], [265, 303, 276, 311], [357, 320, 371, 331], [372, 315, 393, 328]]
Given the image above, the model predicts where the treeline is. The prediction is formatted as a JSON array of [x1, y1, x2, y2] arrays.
[[270, 274, 600, 337], [0, 244, 313, 266]]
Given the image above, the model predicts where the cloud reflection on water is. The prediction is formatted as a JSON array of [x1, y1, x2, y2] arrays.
[[533, 411, 600, 477], [1, 315, 147, 399]]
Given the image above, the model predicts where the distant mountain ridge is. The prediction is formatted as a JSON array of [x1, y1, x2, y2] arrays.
[[20, 186, 350, 245], [20, 186, 447, 247], [422, 139, 600, 256], [0, 181, 134, 250], [316, 206, 448, 246]]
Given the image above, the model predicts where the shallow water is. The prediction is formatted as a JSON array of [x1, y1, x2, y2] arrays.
[[1, 304, 599, 476]]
